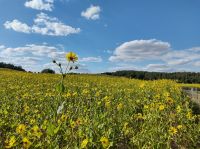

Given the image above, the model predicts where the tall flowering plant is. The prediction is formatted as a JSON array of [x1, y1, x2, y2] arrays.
[[53, 52, 78, 93]]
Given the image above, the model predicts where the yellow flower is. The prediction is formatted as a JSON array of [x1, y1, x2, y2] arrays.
[[76, 117, 83, 125], [70, 120, 76, 128], [31, 125, 42, 138], [66, 52, 78, 63], [5, 136, 16, 148], [24, 104, 30, 113], [134, 113, 144, 120], [117, 103, 123, 111], [30, 119, 36, 125], [16, 124, 26, 134], [169, 126, 178, 135], [122, 122, 130, 135], [177, 125, 183, 129], [105, 101, 111, 108], [166, 97, 174, 104], [81, 138, 89, 148], [144, 105, 149, 109], [22, 137, 31, 149], [186, 111, 192, 119], [176, 105, 181, 113], [61, 114, 68, 122], [100, 137, 110, 148], [159, 105, 165, 111]]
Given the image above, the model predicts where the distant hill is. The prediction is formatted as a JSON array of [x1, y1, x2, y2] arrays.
[[0, 62, 25, 72], [103, 70, 200, 84]]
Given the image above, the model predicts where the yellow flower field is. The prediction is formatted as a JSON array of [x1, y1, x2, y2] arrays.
[[0, 69, 199, 148]]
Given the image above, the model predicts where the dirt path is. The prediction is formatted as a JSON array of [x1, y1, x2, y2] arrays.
[[182, 88, 200, 105]]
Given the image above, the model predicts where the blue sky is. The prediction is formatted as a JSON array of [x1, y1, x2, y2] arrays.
[[0, 0, 200, 73]]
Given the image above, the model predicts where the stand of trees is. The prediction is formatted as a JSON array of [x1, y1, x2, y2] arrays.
[[41, 69, 55, 74], [103, 70, 200, 84], [0, 62, 25, 71]]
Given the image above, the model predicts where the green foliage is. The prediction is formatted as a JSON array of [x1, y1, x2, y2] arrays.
[[41, 68, 55, 74], [0, 62, 25, 71], [103, 70, 200, 84]]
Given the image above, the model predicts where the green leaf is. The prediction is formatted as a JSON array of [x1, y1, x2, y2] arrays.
[[56, 83, 65, 93], [47, 123, 56, 136], [54, 124, 61, 134]]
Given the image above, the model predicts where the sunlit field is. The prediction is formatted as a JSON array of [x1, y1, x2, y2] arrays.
[[0, 69, 200, 148]]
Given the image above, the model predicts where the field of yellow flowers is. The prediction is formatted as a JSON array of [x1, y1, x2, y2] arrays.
[[0, 69, 200, 148]]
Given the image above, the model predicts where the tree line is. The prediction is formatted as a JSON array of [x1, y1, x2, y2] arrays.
[[0, 62, 25, 72], [103, 70, 200, 84]]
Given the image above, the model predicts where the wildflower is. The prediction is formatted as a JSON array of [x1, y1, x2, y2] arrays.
[[144, 105, 149, 109], [105, 101, 111, 108], [76, 118, 83, 125], [66, 52, 78, 63], [186, 111, 192, 120], [5, 136, 16, 148], [30, 119, 36, 125], [139, 83, 145, 88], [117, 103, 123, 111], [31, 125, 42, 138], [22, 137, 31, 149], [166, 97, 174, 104], [169, 126, 178, 135], [159, 105, 165, 111], [16, 124, 26, 134], [70, 120, 76, 128], [24, 104, 30, 113], [100, 136, 110, 148], [176, 105, 181, 113], [122, 122, 130, 135], [134, 113, 144, 120], [81, 138, 89, 148], [177, 125, 183, 129], [61, 114, 68, 122]]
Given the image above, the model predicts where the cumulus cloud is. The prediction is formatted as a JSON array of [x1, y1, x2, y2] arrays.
[[0, 44, 95, 72], [4, 13, 81, 36], [25, 0, 54, 11], [81, 5, 101, 20], [4, 20, 31, 33], [109, 39, 170, 62], [79, 56, 102, 62], [0, 44, 57, 57], [145, 64, 173, 72], [0, 43, 63, 71], [109, 39, 200, 72]]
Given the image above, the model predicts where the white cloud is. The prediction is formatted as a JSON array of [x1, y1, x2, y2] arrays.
[[0, 43, 61, 71], [109, 39, 170, 62], [4, 20, 31, 33], [25, 0, 54, 11], [79, 56, 102, 62], [0, 44, 57, 57], [109, 39, 200, 72], [4, 13, 81, 36], [0, 43, 96, 72], [145, 64, 173, 72], [81, 5, 101, 20]]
